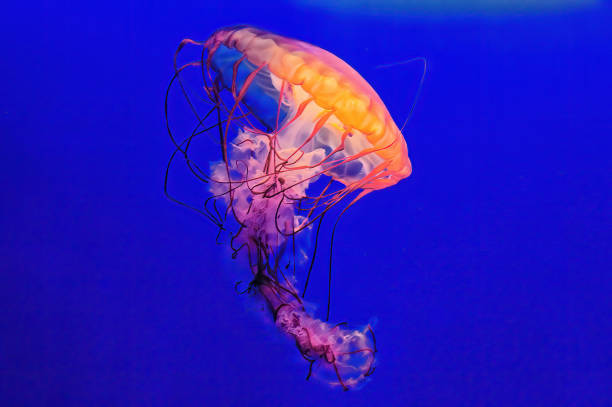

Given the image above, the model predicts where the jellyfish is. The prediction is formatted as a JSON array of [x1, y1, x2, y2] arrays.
[[165, 26, 414, 390]]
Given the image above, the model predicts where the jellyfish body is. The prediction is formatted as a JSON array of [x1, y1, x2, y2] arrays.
[[167, 26, 413, 390], [204, 26, 411, 191]]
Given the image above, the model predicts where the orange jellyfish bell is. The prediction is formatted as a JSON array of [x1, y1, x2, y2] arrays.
[[204, 26, 412, 192]]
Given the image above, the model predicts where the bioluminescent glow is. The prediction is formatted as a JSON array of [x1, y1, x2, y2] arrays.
[[165, 26, 417, 390]]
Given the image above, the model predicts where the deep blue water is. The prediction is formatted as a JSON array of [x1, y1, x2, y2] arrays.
[[2, 1, 611, 406]]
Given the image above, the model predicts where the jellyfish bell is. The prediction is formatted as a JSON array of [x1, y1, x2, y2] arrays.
[[205, 26, 412, 192], [166, 26, 415, 390]]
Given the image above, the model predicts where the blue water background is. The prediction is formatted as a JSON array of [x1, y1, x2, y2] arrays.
[[1, 1, 610, 405]]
